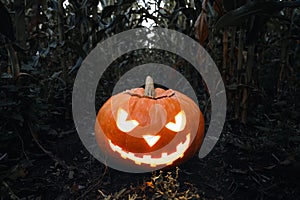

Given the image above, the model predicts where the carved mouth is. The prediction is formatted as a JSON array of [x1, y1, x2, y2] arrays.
[[108, 133, 190, 167]]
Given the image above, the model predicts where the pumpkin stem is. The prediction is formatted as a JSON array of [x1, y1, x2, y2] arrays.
[[144, 76, 156, 98]]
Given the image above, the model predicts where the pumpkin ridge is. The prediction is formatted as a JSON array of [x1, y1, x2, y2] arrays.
[[124, 89, 175, 99]]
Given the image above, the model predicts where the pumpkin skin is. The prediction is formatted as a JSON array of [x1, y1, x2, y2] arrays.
[[95, 85, 205, 169]]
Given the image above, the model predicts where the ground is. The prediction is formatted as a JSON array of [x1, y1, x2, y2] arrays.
[[1, 109, 299, 199]]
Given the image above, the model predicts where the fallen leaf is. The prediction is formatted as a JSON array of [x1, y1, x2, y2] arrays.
[[9, 165, 28, 180], [194, 10, 209, 45], [146, 181, 154, 188], [68, 170, 74, 179]]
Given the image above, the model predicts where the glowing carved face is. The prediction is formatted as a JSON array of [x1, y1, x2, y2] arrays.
[[116, 108, 186, 146], [109, 108, 189, 167], [108, 134, 190, 167], [95, 87, 205, 168]]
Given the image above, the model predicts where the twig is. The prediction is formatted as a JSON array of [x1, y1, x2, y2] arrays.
[[26, 120, 69, 169], [227, 183, 238, 198], [2, 181, 20, 200], [13, 124, 29, 161], [98, 189, 107, 198], [75, 165, 108, 200], [0, 153, 7, 161], [16, 133, 29, 161]]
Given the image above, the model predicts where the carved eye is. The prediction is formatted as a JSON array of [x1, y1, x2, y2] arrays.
[[165, 111, 186, 132], [116, 108, 139, 132]]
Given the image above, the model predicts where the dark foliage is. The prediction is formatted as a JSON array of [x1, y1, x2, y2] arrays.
[[0, 0, 299, 199], [0, 1, 15, 41]]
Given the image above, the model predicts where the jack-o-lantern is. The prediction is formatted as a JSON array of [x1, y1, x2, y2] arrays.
[[95, 76, 205, 170]]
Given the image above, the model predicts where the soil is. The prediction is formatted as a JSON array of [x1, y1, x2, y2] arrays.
[[1, 115, 299, 199]]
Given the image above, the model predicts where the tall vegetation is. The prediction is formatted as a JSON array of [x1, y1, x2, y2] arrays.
[[0, 0, 299, 198], [0, 0, 299, 140]]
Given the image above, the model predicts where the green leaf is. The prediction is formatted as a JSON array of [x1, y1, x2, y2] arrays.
[[215, 1, 282, 29], [223, 0, 247, 12], [117, 0, 136, 6], [101, 5, 118, 18], [254, 125, 273, 132], [21, 63, 34, 71]]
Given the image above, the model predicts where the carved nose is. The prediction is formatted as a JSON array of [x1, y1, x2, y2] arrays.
[[142, 135, 161, 147]]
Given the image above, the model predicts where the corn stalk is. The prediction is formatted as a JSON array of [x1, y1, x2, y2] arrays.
[[229, 27, 236, 77], [241, 44, 255, 123], [222, 30, 228, 83], [277, 8, 293, 96], [15, 0, 26, 48], [6, 44, 20, 80], [57, 0, 67, 118], [234, 29, 244, 119], [92, 0, 99, 47], [57, 0, 65, 79]]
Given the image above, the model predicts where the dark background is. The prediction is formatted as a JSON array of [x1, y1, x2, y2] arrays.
[[0, 0, 299, 199]]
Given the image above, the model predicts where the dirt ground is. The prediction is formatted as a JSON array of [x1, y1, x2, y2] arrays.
[[1, 112, 299, 200]]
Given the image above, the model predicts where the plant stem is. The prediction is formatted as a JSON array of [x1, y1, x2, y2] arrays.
[[57, 0, 67, 118], [229, 27, 236, 77], [6, 44, 20, 80], [234, 29, 244, 119], [144, 76, 156, 98], [222, 30, 228, 82], [241, 44, 255, 123], [15, 0, 26, 48]]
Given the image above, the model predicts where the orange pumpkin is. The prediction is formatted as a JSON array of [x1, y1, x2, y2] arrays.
[[95, 76, 205, 169]]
